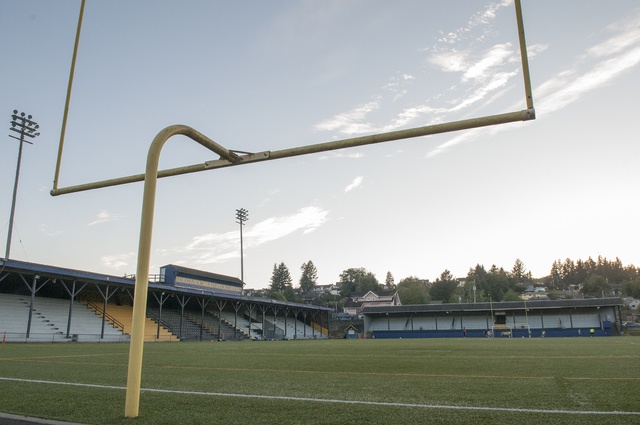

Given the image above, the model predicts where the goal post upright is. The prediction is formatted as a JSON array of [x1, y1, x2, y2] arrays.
[[123, 125, 240, 417], [53, 0, 85, 193]]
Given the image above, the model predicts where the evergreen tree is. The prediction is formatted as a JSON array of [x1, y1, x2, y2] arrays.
[[574, 259, 588, 286], [510, 258, 529, 285], [385, 271, 395, 288], [584, 257, 597, 275], [561, 258, 576, 288], [550, 260, 562, 289], [299, 261, 318, 293], [610, 257, 626, 285], [466, 264, 489, 302], [269, 262, 292, 293], [486, 265, 511, 301], [429, 269, 458, 302]]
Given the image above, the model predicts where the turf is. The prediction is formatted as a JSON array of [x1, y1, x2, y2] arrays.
[[0, 337, 638, 424]]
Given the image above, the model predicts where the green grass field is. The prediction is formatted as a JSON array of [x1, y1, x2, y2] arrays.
[[1, 337, 639, 424]]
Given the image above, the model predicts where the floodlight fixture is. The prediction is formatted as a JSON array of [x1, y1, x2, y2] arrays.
[[235, 208, 249, 283], [5, 110, 40, 259]]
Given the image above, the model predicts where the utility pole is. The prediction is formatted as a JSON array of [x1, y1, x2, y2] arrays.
[[473, 280, 477, 303], [235, 208, 248, 282], [5, 111, 40, 259]]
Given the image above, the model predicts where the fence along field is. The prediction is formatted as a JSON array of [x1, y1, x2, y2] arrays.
[[0, 337, 639, 424]]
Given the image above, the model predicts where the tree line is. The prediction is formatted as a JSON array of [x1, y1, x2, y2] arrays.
[[265, 261, 392, 305], [549, 256, 640, 299], [398, 256, 640, 305], [264, 256, 640, 306]]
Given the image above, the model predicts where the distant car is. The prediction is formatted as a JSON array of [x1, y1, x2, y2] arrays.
[[336, 313, 353, 320], [623, 322, 640, 329]]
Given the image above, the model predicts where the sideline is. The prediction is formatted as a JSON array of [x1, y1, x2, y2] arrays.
[[0, 412, 84, 425], [1, 376, 639, 417]]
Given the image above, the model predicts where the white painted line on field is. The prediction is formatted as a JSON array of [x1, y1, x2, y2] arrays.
[[1, 376, 638, 416]]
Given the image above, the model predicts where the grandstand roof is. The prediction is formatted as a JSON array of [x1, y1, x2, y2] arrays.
[[0, 259, 330, 312], [0, 258, 133, 286], [362, 298, 623, 316]]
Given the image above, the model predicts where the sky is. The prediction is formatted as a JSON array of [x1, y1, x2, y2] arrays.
[[1, 1, 639, 290]]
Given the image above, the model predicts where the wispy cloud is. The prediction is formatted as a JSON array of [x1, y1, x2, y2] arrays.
[[383, 73, 416, 102], [88, 210, 123, 226], [314, 99, 381, 135], [176, 206, 329, 266], [313, 1, 518, 138], [437, 0, 512, 45], [250, 206, 328, 241], [536, 11, 640, 114], [426, 124, 500, 159], [427, 8, 640, 157], [311, 3, 639, 159], [98, 207, 328, 271], [344, 176, 363, 193], [100, 253, 135, 270]]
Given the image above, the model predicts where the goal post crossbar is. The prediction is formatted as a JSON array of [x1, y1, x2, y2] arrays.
[[50, 108, 534, 197]]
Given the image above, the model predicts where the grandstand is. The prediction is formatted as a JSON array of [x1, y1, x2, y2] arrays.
[[363, 298, 623, 338], [0, 259, 330, 343]]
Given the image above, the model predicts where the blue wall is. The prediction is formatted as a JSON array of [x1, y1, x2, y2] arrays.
[[371, 326, 612, 339]]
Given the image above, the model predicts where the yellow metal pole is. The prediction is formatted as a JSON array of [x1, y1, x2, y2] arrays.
[[124, 125, 238, 418], [123, 130, 163, 418], [514, 0, 534, 110], [54, 0, 85, 191]]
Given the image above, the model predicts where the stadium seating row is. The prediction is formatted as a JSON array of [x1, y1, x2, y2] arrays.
[[0, 293, 125, 342]]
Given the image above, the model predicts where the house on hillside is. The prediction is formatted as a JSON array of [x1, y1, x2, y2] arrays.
[[314, 283, 340, 296], [300, 283, 341, 304], [344, 290, 401, 317], [521, 285, 548, 300]]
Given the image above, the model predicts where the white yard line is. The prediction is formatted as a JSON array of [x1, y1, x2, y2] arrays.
[[1, 376, 638, 416]]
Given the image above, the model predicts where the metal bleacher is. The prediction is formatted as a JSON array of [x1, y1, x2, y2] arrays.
[[216, 310, 325, 340], [0, 293, 127, 342], [147, 306, 217, 341], [94, 303, 177, 342], [218, 311, 256, 340]]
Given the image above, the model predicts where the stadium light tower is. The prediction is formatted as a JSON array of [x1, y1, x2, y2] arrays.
[[5, 110, 40, 259], [235, 208, 248, 282]]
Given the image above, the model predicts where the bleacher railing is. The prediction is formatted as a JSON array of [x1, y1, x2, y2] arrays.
[[1, 331, 130, 343], [84, 300, 125, 331]]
